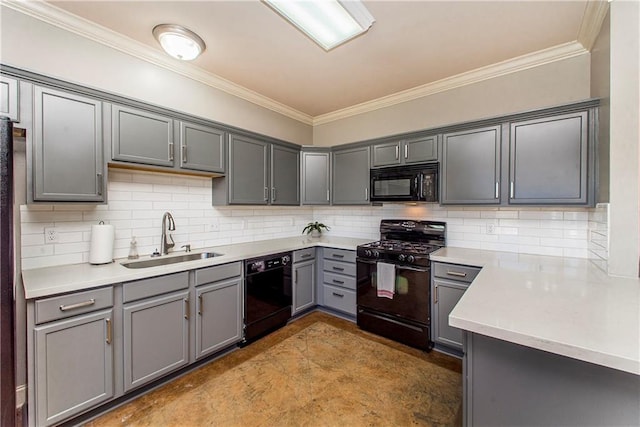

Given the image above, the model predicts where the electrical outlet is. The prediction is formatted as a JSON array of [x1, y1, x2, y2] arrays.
[[45, 228, 58, 243], [210, 220, 220, 231], [486, 224, 496, 235]]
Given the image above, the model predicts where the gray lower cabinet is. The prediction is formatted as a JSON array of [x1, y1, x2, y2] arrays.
[[0, 75, 19, 122], [271, 144, 300, 205], [123, 272, 190, 392], [111, 104, 174, 167], [293, 248, 316, 315], [301, 150, 330, 205], [509, 111, 590, 204], [32, 85, 105, 202], [441, 125, 501, 204], [371, 135, 437, 168], [227, 134, 269, 204], [320, 248, 357, 316], [332, 146, 370, 205], [194, 263, 243, 359], [179, 121, 225, 173], [432, 262, 480, 353]]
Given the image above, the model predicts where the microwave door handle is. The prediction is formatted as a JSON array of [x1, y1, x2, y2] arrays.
[[418, 173, 425, 199]]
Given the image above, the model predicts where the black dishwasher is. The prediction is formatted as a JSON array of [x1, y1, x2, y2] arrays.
[[243, 252, 292, 344]]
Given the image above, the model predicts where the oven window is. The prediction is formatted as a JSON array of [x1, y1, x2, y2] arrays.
[[373, 178, 411, 196]]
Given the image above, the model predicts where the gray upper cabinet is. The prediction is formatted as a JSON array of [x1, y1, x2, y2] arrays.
[[0, 76, 19, 122], [301, 150, 330, 205], [179, 121, 225, 173], [111, 104, 174, 167], [227, 134, 269, 204], [332, 146, 370, 205], [32, 86, 105, 202], [509, 112, 589, 204], [371, 135, 437, 168], [271, 144, 300, 205], [441, 125, 501, 204]]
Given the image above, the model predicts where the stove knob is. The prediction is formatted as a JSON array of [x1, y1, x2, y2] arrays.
[[364, 249, 372, 257], [372, 250, 380, 258], [407, 255, 415, 263], [398, 254, 406, 262]]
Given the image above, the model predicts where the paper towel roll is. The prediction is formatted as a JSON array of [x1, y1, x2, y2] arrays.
[[89, 223, 115, 265]]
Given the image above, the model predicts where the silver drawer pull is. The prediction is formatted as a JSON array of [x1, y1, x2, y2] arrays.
[[332, 254, 344, 259], [59, 299, 95, 311], [332, 292, 344, 298], [447, 271, 467, 278], [301, 254, 312, 259], [332, 266, 345, 271], [332, 279, 344, 284]]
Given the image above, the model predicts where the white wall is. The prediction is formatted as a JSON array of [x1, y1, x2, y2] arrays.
[[313, 55, 591, 146], [0, 6, 313, 146]]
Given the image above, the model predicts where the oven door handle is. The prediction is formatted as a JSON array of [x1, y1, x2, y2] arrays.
[[357, 259, 429, 273]]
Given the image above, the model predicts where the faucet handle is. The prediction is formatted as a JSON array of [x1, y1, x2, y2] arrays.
[[181, 244, 191, 253]]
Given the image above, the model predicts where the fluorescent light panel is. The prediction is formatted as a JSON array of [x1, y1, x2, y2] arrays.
[[265, 0, 375, 51]]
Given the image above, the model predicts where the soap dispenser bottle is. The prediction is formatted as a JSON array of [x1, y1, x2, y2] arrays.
[[128, 236, 139, 260]]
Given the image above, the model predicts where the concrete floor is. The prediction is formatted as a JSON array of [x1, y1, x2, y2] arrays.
[[86, 311, 462, 426]]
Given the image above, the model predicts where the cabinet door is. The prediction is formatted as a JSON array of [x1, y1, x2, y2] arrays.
[[509, 112, 588, 204], [123, 291, 189, 392], [112, 105, 174, 167], [441, 125, 501, 204], [179, 121, 225, 173], [371, 141, 401, 167], [0, 76, 19, 122], [433, 279, 467, 350], [195, 278, 242, 359], [332, 146, 370, 205], [34, 309, 114, 426], [293, 260, 315, 315], [33, 86, 105, 202], [228, 134, 269, 204], [271, 144, 300, 205], [301, 151, 330, 205], [404, 135, 437, 163]]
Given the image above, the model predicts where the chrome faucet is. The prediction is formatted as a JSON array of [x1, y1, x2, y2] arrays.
[[161, 212, 175, 255]]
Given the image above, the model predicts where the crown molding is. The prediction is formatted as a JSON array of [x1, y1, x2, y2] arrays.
[[577, 0, 610, 51], [2, 0, 314, 125], [313, 41, 588, 126]]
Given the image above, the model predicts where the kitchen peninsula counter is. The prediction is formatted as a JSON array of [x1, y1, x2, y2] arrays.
[[22, 236, 371, 300]]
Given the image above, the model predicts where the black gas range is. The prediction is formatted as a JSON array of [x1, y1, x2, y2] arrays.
[[356, 219, 446, 350]]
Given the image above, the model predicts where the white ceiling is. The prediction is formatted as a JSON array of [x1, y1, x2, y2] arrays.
[[47, 0, 592, 118]]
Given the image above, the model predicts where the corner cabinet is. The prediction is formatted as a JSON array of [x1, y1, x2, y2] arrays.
[[271, 144, 300, 205], [371, 134, 437, 168], [32, 86, 106, 202], [301, 150, 331, 205], [332, 146, 370, 205], [441, 125, 502, 205]]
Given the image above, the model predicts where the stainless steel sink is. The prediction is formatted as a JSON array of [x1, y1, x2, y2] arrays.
[[121, 252, 223, 269]]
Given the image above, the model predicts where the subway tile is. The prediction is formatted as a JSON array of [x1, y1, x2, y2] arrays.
[[21, 211, 83, 223], [563, 211, 589, 221], [519, 211, 564, 220], [21, 234, 45, 246], [107, 191, 132, 201], [56, 232, 84, 244], [54, 242, 90, 255], [109, 200, 153, 211], [563, 248, 590, 259], [22, 245, 54, 258]]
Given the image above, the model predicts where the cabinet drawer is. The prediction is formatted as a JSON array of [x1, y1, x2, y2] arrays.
[[293, 248, 315, 263], [35, 287, 113, 325], [195, 262, 241, 286], [323, 272, 356, 290], [324, 260, 356, 277], [323, 248, 356, 263], [433, 263, 481, 283], [123, 272, 189, 303], [322, 284, 356, 315]]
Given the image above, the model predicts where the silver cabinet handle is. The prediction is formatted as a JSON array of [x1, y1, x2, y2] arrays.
[[395, 145, 399, 160], [301, 254, 312, 259], [495, 182, 499, 199], [404, 144, 408, 159], [106, 318, 112, 344], [364, 188, 368, 200], [510, 181, 514, 198], [198, 295, 203, 315], [332, 279, 344, 285], [182, 145, 187, 163], [447, 271, 467, 278], [332, 253, 344, 259], [264, 187, 269, 201], [332, 266, 345, 271], [168, 142, 174, 161], [326, 189, 330, 201], [271, 187, 276, 202], [295, 270, 298, 284], [59, 299, 95, 311], [332, 292, 344, 298], [184, 298, 189, 320], [434, 286, 438, 304], [97, 173, 103, 196]]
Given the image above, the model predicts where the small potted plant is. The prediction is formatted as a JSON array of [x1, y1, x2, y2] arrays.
[[302, 221, 330, 238]]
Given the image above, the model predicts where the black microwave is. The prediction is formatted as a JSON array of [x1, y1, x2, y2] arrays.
[[370, 163, 439, 203]]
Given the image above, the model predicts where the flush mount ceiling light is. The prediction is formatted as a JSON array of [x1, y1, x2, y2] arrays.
[[264, 0, 375, 51], [152, 24, 206, 61]]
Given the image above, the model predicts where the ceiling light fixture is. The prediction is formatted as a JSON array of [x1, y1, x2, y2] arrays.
[[152, 24, 206, 61], [264, 0, 375, 51]]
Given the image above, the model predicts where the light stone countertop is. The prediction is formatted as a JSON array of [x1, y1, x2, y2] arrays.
[[431, 247, 640, 375], [21, 236, 371, 300]]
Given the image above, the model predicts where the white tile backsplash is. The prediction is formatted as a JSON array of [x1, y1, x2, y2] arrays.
[[19, 170, 609, 269]]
